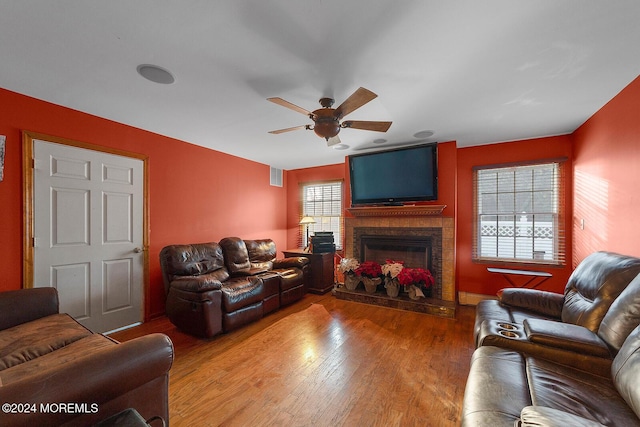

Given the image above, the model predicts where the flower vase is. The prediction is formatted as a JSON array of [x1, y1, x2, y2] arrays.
[[362, 277, 381, 293], [384, 277, 400, 297], [408, 284, 425, 300], [344, 274, 360, 291]]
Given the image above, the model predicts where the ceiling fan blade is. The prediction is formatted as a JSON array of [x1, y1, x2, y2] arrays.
[[267, 97, 312, 116], [268, 124, 308, 134], [342, 120, 392, 133], [326, 135, 342, 147], [334, 87, 378, 119]]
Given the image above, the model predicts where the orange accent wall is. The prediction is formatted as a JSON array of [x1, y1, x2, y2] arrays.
[[573, 76, 640, 266], [0, 88, 286, 318], [456, 136, 574, 296]]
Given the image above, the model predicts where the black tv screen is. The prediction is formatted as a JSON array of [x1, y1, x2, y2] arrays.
[[349, 143, 438, 206]]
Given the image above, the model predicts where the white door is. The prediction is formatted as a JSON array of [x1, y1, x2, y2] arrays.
[[32, 140, 144, 333]]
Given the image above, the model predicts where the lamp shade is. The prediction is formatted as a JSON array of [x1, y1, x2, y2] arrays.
[[299, 216, 316, 225]]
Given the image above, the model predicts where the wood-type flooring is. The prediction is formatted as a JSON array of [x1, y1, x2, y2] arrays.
[[110, 293, 476, 427]]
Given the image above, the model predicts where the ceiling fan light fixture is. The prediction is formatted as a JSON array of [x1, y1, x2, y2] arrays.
[[137, 64, 175, 84]]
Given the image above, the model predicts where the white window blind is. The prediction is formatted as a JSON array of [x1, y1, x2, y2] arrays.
[[301, 181, 343, 249], [473, 160, 566, 264]]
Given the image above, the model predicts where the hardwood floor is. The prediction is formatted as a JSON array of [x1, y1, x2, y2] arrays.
[[110, 294, 476, 427]]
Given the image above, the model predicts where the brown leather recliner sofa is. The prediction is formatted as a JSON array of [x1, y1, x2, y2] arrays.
[[0, 287, 174, 427], [160, 237, 309, 338], [463, 251, 640, 425]]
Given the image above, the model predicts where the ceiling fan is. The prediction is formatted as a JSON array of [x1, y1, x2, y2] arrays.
[[267, 87, 392, 147]]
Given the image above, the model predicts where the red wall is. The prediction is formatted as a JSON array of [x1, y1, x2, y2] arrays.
[[456, 136, 574, 296], [0, 88, 286, 318], [573, 76, 640, 266]]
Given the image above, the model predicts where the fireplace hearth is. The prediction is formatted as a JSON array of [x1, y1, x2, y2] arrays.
[[338, 205, 455, 316]]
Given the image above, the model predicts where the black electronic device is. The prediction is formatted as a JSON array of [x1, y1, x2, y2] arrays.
[[348, 143, 438, 206], [310, 232, 335, 254]]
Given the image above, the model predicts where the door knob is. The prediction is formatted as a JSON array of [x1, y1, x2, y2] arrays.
[[133, 247, 144, 253]]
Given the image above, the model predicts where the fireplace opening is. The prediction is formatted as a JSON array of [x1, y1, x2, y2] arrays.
[[360, 235, 432, 272]]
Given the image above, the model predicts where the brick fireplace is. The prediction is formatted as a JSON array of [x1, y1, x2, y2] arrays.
[[344, 205, 455, 303]]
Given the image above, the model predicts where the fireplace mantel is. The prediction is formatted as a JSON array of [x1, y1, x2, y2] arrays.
[[347, 205, 446, 217]]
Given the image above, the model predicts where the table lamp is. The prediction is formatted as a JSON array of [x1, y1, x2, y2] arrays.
[[299, 216, 316, 251]]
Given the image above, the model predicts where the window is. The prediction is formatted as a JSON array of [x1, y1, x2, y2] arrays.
[[301, 181, 343, 249], [473, 160, 566, 264]]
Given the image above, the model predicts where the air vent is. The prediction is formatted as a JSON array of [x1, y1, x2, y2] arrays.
[[270, 166, 283, 187]]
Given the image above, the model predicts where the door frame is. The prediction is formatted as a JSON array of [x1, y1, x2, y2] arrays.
[[22, 130, 151, 322]]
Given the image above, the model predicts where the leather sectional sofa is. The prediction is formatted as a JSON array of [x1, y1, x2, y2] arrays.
[[0, 287, 174, 427], [463, 251, 640, 426], [160, 237, 310, 338]]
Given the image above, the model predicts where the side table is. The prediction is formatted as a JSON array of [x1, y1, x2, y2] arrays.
[[283, 249, 335, 294]]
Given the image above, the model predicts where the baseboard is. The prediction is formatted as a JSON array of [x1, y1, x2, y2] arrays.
[[458, 291, 497, 306]]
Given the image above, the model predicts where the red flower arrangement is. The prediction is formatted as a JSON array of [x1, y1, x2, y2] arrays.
[[397, 267, 435, 288], [411, 268, 435, 288], [354, 261, 383, 278]]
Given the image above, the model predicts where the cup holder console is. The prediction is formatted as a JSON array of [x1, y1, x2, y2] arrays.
[[494, 321, 521, 339], [498, 322, 516, 330], [498, 330, 519, 338]]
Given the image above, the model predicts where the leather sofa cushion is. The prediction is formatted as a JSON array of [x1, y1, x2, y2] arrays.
[[220, 277, 264, 312], [562, 252, 640, 332], [524, 318, 611, 358], [160, 242, 226, 278], [0, 314, 92, 370], [612, 324, 640, 419], [245, 239, 276, 270], [274, 267, 304, 291], [219, 237, 252, 274], [170, 274, 224, 292], [527, 356, 637, 425], [0, 334, 115, 385], [461, 346, 532, 426], [598, 273, 640, 353], [519, 406, 607, 427], [463, 345, 640, 426]]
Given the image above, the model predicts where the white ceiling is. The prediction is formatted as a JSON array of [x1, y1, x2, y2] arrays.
[[1, 1, 639, 170]]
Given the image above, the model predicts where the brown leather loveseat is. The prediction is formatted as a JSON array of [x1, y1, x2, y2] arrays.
[[0, 287, 174, 427], [160, 237, 309, 338], [463, 251, 640, 425]]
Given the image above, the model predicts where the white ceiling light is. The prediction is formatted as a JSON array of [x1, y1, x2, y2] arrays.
[[136, 64, 175, 84], [333, 144, 349, 150]]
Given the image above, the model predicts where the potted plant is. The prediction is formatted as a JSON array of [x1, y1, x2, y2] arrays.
[[382, 259, 404, 297], [355, 261, 383, 293], [397, 267, 435, 299], [339, 258, 360, 290], [411, 267, 435, 298]]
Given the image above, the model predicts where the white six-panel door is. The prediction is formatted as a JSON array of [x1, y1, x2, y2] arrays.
[[32, 139, 144, 333]]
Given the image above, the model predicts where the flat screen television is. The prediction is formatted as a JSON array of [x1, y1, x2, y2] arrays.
[[348, 143, 438, 206]]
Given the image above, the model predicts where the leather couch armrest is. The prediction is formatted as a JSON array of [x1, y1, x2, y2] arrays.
[[273, 256, 310, 269], [519, 406, 606, 427], [523, 318, 611, 357], [0, 288, 59, 331], [499, 288, 564, 318], [170, 276, 222, 292], [0, 333, 174, 427]]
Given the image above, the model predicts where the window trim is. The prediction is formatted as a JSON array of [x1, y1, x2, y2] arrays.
[[300, 180, 344, 250], [472, 158, 567, 266]]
